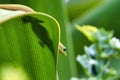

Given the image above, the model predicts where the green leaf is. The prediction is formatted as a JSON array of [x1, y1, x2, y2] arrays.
[[0, 0, 79, 79], [76, 25, 98, 42], [0, 8, 59, 80]]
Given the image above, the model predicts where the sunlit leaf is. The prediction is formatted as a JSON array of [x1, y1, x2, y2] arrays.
[[76, 25, 98, 42], [0, 7, 60, 80]]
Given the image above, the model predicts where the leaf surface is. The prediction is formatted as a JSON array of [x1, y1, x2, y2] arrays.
[[0, 8, 60, 80]]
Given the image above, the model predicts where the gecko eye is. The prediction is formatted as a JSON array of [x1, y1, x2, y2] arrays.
[[63, 47, 67, 51]]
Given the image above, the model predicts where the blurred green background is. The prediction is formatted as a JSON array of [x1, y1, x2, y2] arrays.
[[0, 0, 120, 80]]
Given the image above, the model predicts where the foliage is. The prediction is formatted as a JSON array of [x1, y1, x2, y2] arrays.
[[71, 25, 120, 80], [1, 0, 120, 80], [0, 7, 59, 80]]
